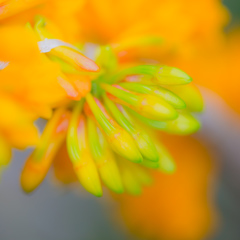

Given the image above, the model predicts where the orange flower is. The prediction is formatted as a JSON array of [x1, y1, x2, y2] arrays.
[[0, 12, 201, 198], [0, 3, 96, 164], [0, 25, 40, 164], [77, 0, 228, 47], [0, 25, 68, 154], [0, 0, 46, 21]]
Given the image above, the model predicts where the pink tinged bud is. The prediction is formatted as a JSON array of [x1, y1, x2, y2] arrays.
[[50, 46, 100, 72], [119, 82, 186, 109], [87, 117, 124, 193], [33, 15, 100, 72], [154, 65, 192, 85], [57, 75, 80, 100], [101, 83, 178, 121], [103, 97, 159, 162], [21, 109, 70, 193], [129, 108, 200, 135], [109, 65, 192, 85], [67, 102, 102, 197], [85, 93, 142, 163]]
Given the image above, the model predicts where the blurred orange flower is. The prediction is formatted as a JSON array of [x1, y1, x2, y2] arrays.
[[0, 25, 41, 165], [114, 135, 216, 240], [0, 1, 96, 165]]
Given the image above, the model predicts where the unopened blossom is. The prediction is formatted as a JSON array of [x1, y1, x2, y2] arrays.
[[10, 15, 201, 197], [0, 0, 205, 196]]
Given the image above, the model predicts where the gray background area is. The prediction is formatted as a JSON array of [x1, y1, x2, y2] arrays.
[[0, 148, 136, 240], [0, 1, 240, 239]]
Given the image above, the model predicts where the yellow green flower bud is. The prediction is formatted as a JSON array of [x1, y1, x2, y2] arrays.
[[118, 158, 142, 195], [155, 142, 176, 173], [87, 117, 124, 193], [103, 95, 159, 162], [67, 102, 102, 197], [85, 93, 143, 163], [21, 109, 69, 193], [101, 83, 178, 121], [129, 109, 200, 135], [127, 162, 153, 186], [166, 83, 204, 112], [119, 82, 186, 109], [110, 65, 192, 85]]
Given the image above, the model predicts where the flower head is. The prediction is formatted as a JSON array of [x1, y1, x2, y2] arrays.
[[0, 0, 206, 197], [13, 14, 204, 196]]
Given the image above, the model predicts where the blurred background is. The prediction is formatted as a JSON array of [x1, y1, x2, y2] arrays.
[[0, 1, 240, 240]]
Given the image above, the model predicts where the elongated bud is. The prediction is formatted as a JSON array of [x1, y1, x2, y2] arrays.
[[166, 83, 204, 112], [21, 109, 69, 193], [57, 74, 81, 100], [155, 142, 176, 173], [129, 109, 200, 135], [127, 162, 153, 186], [120, 83, 186, 109], [101, 83, 178, 121], [154, 65, 192, 85], [103, 95, 134, 132], [34, 16, 100, 72], [103, 97, 159, 162], [161, 112, 201, 135], [110, 65, 192, 85], [50, 46, 100, 72], [67, 102, 102, 197], [74, 151, 102, 197], [87, 118, 124, 193], [108, 126, 143, 163], [85, 93, 142, 163], [53, 143, 78, 184], [118, 158, 142, 195], [141, 159, 160, 169], [133, 131, 159, 162], [66, 100, 84, 161], [124, 74, 154, 85], [141, 138, 176, 173], [96, 45, 118, 72]]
